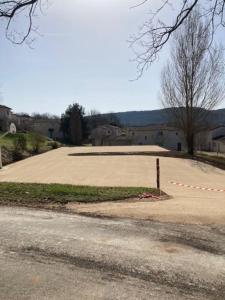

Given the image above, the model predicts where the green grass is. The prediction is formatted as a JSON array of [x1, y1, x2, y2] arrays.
[[0, 132, 49, 150], [0, 182, 159, 206], [0, 132, 53, 153], [0, 132, 18, 149]]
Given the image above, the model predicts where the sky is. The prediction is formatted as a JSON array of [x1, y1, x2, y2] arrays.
[[0, 0, 224, 116]]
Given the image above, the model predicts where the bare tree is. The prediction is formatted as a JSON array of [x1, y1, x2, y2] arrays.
[[161, 9, 225, 155], [31, 112, 59, 120], [131, 0, 225, 77], [0, 0, 45, 44], [86, 110, 108, 132]]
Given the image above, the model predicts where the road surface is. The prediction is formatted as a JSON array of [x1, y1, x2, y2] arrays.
[[1, 206, 225, 299]]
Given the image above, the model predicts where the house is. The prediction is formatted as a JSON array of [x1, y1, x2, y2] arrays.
[[31, 118, 62, 139], [90, 124, 225, 153], [126, 125, 185, 151], [196, 125, 225, 153], [90, 125, 130, 146], [0, 103, 63, 139], [0, 105, 13, 132], [90, 124, 186, 150], [11, 113, 32, 132], [12, 113, 62, 139]]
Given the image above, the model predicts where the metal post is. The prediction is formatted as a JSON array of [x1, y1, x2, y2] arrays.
[[156, 158, 160, 192], [0, 146, 2, 169]]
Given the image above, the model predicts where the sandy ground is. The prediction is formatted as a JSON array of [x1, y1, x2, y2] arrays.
[[0, 145, 225, 224], [1, 207, 225, 299]]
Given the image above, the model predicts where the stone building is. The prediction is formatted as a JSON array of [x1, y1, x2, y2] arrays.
[[31, 118, 62, 139], [90, 125, 130, 146], [126, 125, 185, 151], [90, 124, 185, 150], [0, 104, 62, 139], [0, 105, 13, 132], [196, 125, 225, 153], [11, 113, 32, 132], [90, 124, 225, 153]]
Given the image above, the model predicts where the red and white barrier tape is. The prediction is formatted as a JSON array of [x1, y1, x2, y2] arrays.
[[169, 180, 225, 193], [139, 193, 160, 200]]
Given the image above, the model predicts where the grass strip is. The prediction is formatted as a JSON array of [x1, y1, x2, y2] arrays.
[[0, 182, 160, 206]]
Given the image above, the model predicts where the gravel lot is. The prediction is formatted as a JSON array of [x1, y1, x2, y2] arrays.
[[0, 146, 224, 224]]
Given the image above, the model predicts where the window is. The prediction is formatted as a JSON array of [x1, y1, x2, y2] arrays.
[[145, 136, 147, 141], [158, 131, 163, 136], [48, 128, 54, 139], [132, 132, 135, 136]]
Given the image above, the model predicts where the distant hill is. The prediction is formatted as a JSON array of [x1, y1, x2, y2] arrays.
[[103, 108, 225, 126]]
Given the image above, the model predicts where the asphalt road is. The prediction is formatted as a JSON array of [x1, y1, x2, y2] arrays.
[[1, 207, 225, 300]]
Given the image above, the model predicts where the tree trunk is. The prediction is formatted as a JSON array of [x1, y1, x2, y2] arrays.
[[187, 133, 194, 156], [69, 111, 83, 146]]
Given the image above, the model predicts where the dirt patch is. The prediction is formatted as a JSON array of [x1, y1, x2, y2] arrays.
[[159, 237, 223, 256], [65, 196, 225, 226], [160, 243, 184, 254], [1, 146, 14, 165], [0, 195, 169, 218]]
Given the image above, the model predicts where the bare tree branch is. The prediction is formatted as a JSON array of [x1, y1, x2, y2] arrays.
[[130, 0, 225, 77], [0, 0, 44, 44]]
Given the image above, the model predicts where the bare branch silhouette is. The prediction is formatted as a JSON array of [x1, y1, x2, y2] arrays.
[[0, 0, 46, 44], [130, 0, 225, 77]]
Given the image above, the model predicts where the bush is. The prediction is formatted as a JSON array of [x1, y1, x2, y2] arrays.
[[13, 134, 27, 152], [29, 132, 45, 154], [13, 150, 24, 161], [48, 141, 59, 149]]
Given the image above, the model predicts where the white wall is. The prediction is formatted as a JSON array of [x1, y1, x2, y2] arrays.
[[127, 128, 186, 151]]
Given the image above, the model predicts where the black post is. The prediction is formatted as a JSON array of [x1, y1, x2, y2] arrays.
[[156, 158, 160, 191], [0, 146, 2, 169]]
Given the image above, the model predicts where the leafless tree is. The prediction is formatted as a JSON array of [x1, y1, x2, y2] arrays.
[[0, 0, 46, 44], [161, 9, 225, 155], [31, 112, 59, 120], [131, 0, 225, 77]]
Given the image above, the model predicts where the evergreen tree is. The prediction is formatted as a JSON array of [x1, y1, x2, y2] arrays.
[[60, 103, 87, 145]]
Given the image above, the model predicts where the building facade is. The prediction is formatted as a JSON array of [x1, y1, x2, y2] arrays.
[[90, 124, 186, 150], [31, 119, 62, 139], [11, 114, 32, 132], [90, 125, 130, 146], [196, 125, 225, 153], [126, 125, 185, 151], [90, 124, 225, 153], [0, 105, 13, 132], [0, 104, 62, 139]]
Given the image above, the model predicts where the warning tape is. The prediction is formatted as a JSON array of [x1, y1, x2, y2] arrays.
[[169, 180, 225, 193], [139, 192, 160, 200]]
